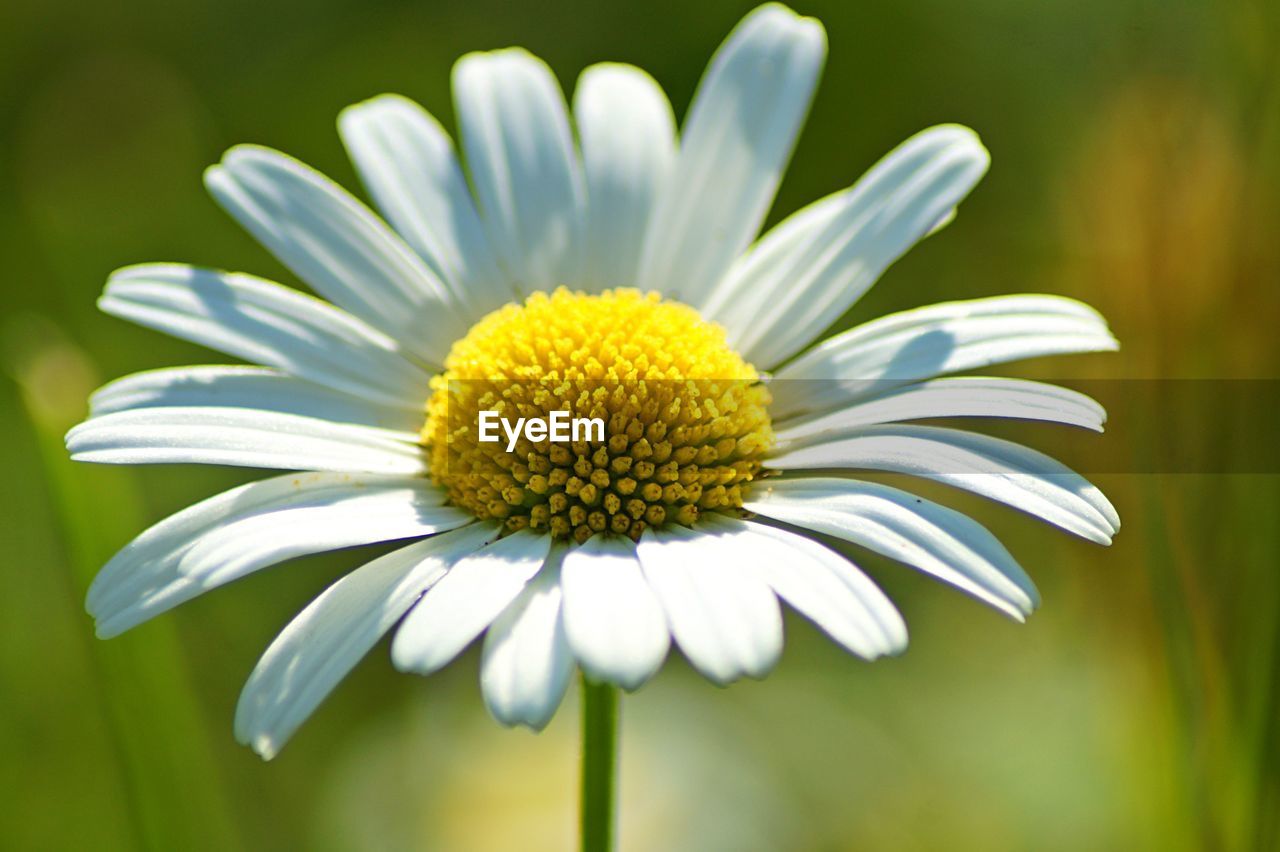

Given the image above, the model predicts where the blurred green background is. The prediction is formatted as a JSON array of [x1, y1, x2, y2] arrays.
[[2, 0, 1278, 848]]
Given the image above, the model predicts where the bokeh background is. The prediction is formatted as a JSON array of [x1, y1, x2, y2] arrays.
[[2, 0, 1278, 848]]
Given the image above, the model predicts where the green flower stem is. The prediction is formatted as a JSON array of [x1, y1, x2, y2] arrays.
[[580, 674, 619, 852]]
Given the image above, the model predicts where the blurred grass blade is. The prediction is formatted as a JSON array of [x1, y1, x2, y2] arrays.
[[5, 316, 240, 851]]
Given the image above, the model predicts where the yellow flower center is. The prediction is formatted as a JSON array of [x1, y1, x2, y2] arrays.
[[422, 288, 773, 544]]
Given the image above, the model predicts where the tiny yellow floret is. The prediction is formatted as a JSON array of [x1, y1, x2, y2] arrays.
[[422, 288, 773, 543]]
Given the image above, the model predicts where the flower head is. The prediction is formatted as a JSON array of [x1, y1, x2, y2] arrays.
[[69, 3, 1118, 759]]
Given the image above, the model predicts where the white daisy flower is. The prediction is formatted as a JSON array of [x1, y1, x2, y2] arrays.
[[69, 1, 1119, 765]]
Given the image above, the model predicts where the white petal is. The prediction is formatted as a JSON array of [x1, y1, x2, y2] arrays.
[[699, 514, 906, 659], [67, 407, 426, 474], [635, 523, 782, 684], [99, 264, 430, 411], [560, 534, 669, 690], [776, 378, 1106, 441], [573, 63, 676, 291], [338, 94, 513, 321], [205, 145, 466, 363], [235, 523, 497, 760], [770, 295, 1119, 419], [638, 4, 825, 304], [91, 366, 422, 437], [453, 49, 584, 292], [744, 477, 1039, 620], [705, 126, 990, 367], [767, 424, 1119, 543], [392, 529, 553, 675], [87, 472, 468, 638], [480, 542, 574, 730]]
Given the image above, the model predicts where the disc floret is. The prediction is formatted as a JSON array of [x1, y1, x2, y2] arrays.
[[422, 288, 773, 543]]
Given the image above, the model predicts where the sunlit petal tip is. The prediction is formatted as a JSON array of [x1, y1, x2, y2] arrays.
[[92, 620, 123, 641], [456, 44, 534, 65], [1098, 497, 1122, 537], [491, 713, 548, 733], [245, 734, 281, 762], [336, 95, 404, 140], [575, 60, 658, 89], [452, 47, 560, 98], [751, 2, 828, 45], [337, 91, 413, 123], [1050, 296, 1116, 331], [883, 634, 910, 658], [741, 3, 828, 82], [205, 144, 281, 189], [200, 161, 228, 192], [217, 142, 293, 169], [103, 262, 159, 293], [924, 122, 989, 157], [336, 94, 431, 148]]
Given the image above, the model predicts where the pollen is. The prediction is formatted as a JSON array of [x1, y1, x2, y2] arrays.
[[422, 288, 773, 543]]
